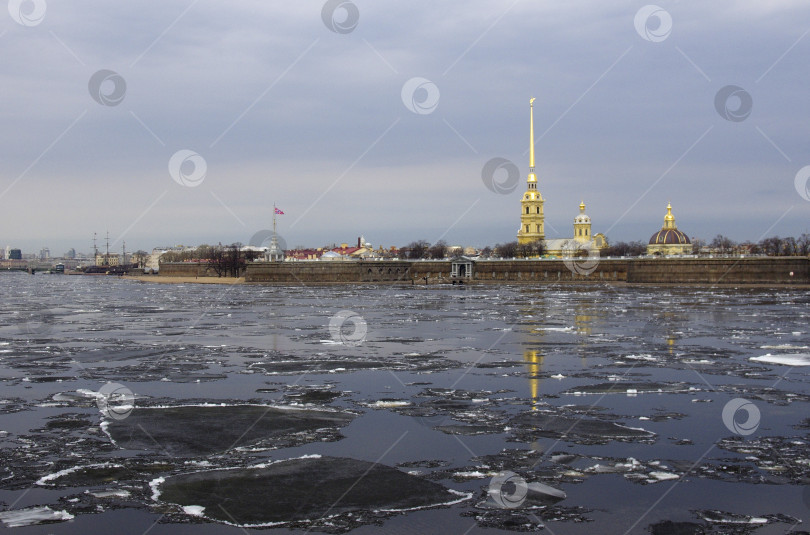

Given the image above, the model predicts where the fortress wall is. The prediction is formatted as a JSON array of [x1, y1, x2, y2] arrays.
[[245, 261, 415, 283], [243, 259, 628, 283], [626, 257, 810, 284], [193, 256, 809, 285], [158, 262, 218, 277], [471, 259, 628, 282]]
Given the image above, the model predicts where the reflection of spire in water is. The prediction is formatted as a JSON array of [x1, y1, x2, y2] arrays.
[[647, 313, 680, 355], [524, 350, 544, 410], [575, 301, 596, 367], [575, 312, 593, 336]]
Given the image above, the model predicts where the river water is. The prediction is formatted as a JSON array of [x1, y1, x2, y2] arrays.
[[0, 272, 808, 534]]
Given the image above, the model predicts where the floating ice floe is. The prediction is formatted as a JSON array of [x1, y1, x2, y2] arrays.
[[749, 353, 810, 366], [0, 506, 74, 527], [36, 462, 123, 486], [535, 326, 574, 333], [363, 400, 411, 408], [153, 456, 471, 529], [89, 489, 131, 499], [623, 354, 658, 362], [648, 471, 679, 482], [103, 404, 356, 455]]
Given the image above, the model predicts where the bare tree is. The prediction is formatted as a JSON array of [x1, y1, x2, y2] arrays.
[[132, 250, 149, 267], [208, 249, 227, 277], [225, 244, 243, 277], [403, 240, 430, 259], [515, 240, 545, 258], [710, 234, 735, 254], [428, 240, 448, 259], [759, 236, 783, 256], [494, 241, 518, 258], [798, 233, 810, 256], [782, 236, 798, 256], [738, 241, 759, 255]]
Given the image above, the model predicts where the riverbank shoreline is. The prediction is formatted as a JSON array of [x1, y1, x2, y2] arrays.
[[122, 275, 244, 285], [120, 274, 810, 289]]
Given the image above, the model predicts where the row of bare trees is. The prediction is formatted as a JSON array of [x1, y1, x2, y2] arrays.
[[400, 240, 451, 259], [157, 232, 810, 269], [712, 234, 810, 256], [160, 244, 262, 277], [401, 233, 810, 259]]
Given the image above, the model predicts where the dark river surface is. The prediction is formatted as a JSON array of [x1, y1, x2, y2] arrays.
[[1, 272, 808, 534]]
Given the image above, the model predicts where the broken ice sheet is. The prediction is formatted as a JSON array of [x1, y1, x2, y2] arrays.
[[103, 404, 356, 456], [508, 410, 657, 445], [750, 353, 810, 366], [0, 506, 74, 528], [153, 456, 471, 531]]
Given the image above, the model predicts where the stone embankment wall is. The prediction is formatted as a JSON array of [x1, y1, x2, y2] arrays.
[[160, 256, 810, 285], [158, 262, 218, 277], [627, 257, 809, 284], [243, 258, 628, 283]]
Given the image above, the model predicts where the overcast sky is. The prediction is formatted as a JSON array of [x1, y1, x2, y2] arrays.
[[2, 0, 809, 254]]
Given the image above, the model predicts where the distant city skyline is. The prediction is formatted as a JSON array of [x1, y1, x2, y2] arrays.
[[2, 1, 809, 254]]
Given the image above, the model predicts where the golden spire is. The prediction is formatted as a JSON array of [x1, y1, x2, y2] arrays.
[[579, 201, 586, 213], [664, 203, 676, 229], [528, 97, 536, 183]]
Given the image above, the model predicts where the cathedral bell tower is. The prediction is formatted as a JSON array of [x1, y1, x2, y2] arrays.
[[517, 98, 545, 245], [573, 201, 592, 242]]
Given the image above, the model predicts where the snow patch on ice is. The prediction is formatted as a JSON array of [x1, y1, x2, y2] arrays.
[[535, 326, 574, 333], [750, 353, 810, 366], [36, 462, 122, 486], [182, 505, 205, 516], [648, 471, 679, 482], [366, 400, 410, 408], [149, 477, 165, 501], [0, 506, 74, 527]]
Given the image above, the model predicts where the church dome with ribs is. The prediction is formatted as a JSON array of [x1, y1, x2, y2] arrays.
[[648, 203, 690, 245], [649, 227, 690, 245]]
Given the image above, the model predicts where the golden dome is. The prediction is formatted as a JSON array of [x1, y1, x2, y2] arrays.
[[650, 203, 690, 244], [649, 228, 690, 245]]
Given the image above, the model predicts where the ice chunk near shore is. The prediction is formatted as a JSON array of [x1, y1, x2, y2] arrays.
[[750, 353, 810, 366], [0, 506, 74, 527]]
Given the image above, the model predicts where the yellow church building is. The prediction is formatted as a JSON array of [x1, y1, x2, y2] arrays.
[[544, 201, 607, 256], [517, 98, 607, 256]]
